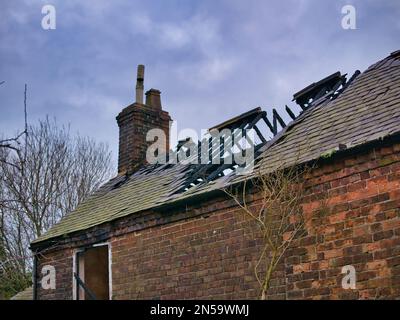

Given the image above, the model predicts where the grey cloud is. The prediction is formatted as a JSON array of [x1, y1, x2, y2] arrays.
[[0, 0, 398, 164]]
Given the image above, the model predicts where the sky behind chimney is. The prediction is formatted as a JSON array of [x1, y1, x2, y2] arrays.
[[1, 0, 399, 168]]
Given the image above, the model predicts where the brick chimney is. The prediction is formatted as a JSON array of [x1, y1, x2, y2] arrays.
[[116, 65, 172, 175]]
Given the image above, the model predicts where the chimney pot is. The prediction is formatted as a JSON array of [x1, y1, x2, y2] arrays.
[[135, 65, 145, 104], [145, 88, 162, 109]]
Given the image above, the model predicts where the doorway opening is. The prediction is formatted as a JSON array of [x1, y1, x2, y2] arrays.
[[74, 244, 110, 300]]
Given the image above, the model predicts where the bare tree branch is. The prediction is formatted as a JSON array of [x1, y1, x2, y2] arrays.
[[0, 83, 28, 160], [0, 117, 114, 298], [223, 161, 325, 300]]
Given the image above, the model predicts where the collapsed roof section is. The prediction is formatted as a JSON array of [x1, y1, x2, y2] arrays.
[[167, 69, 360, 193], [31, 51, 400, 246]]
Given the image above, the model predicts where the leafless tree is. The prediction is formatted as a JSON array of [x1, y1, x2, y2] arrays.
[[0, 117, 114, 298], [0, 81, 31, 298], [224, 163, 325, 299]]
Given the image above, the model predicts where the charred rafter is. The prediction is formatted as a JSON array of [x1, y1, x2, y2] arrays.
[[171, 69, 360, 194]]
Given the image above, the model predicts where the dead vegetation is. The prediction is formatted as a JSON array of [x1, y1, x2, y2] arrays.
[[0, 116, 114, 299], [224, 162, 323, 299]]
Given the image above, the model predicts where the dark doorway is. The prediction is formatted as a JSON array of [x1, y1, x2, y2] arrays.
[[76, 245, 110, 300]]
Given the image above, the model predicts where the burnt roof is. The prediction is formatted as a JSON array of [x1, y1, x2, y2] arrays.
[[32, 51, 400, 246], [209, 107, 262, 131]]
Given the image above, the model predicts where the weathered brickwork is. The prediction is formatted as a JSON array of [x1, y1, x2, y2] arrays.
[[36, 248, 74, 300], [116, 103, 171, 174], [35, 140, 400, 299]]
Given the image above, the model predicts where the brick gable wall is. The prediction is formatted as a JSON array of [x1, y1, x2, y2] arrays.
[[35, 139, 400, 299]]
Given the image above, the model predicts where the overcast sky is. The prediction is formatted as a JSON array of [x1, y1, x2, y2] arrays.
[[1, 0, 399, 166]]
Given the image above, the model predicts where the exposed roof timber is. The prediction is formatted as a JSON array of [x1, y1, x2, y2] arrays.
[[331, 70, 361, 100], [262, 113, 275, 135], [187, 68, 364, 193], [273, 108, 286, 129], [209, 107, 262, 131], [293, 71, 347, 108], [253, 125, 267, 144], [263, 108, 288, 137], [175, 108, 270, 193], [285, 105, 296, 121], [293, 72, 341, 101], [136, 69, 360, 195]]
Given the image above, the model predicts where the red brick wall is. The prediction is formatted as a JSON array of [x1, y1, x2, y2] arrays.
[[296, 142, 400, 299], [35, 140, 400, 299], [35, 248, 74, 300], [111, 204, 261, 299]]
